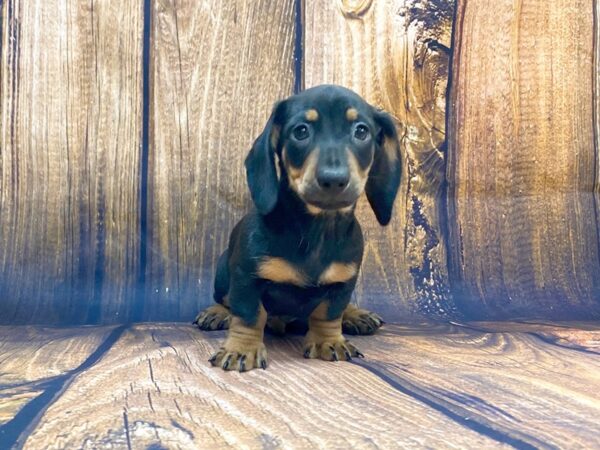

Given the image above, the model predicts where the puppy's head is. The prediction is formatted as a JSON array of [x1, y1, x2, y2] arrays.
[[245, 85, 401, 225]]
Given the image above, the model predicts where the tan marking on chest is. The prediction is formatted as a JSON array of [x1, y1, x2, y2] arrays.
[[306, 204, 323, 215], [257, 257, 308, 286], [318, 262, 358, 285]]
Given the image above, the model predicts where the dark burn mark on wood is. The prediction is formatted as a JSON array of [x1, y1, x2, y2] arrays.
[[0, 325, 127, 448], [410, 195, 439, 281], [352, 359, 543, 449], [398, 0, 454, 34], [423, 37, 451, 55], [123, 409, 132, 450], [170, 419, 195, 441], [134, 0, 153, 323], [410, 195, 458, 318], [293, 0, 303, 94]]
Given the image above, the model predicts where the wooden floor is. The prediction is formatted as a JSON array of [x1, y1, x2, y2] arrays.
[[0, 322, 599, 449]]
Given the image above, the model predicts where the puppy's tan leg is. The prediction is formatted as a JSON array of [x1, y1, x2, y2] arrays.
[[209, 304, 268, 372], [194, 303, 231, 331], [303, 302, 363, 361], [341, 304, 384, 335]]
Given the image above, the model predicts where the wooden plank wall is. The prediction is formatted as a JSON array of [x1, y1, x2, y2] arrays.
[[447, 0, 600, 319], [0, 0, 143, 324], [304, 0, 456, 319], [146, 0, 296, 322], [0, 0, 599, 324]]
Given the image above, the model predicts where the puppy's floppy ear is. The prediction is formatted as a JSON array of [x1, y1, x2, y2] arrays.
[[365, 109, 402, 226], [245, 101, 284, 215]]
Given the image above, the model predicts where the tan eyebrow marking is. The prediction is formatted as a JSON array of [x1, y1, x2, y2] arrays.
[[346, 107, 358, 121], [318, 262, 358, 285], [257, 257, 308, 286], [305, 109, 319, 122]]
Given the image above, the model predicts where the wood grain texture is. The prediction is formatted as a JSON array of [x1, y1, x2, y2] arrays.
[[0, 326, 114, 426], [146, 0, 296, 321], [11, 324, 501, 449], [466, 321, 600, 354], [358, 323, 600, 448], [447, 0, 600, 319], [304, 0, 457, 320], [0, 0, 143, 324], [595, 0, 600, 304], [1, 322, 599, 448]]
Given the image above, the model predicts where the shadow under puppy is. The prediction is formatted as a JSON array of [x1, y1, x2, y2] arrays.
[[194, 85, 401, 371]]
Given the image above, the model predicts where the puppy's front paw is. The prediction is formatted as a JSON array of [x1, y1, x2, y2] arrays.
[[194, 304, 231, 331], [342, 305, 384, 335], [209, 343, 268, 372], [303, 337, 363, 361]]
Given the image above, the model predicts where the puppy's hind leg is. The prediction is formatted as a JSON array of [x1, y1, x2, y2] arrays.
[[194, 303, 231, 331], [194, 250, 232, 331], [341, 304, 384, 335]]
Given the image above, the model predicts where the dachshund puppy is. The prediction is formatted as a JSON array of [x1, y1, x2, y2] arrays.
[[194, 85, 401, 371]]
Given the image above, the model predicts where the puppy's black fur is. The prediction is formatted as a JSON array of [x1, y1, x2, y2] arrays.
[[196, 85, 401, 370]]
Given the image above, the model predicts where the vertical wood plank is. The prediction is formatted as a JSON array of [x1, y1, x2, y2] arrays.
[[146, 0, 296, 321], [595, 0, 600, 286], [0, 0, 143, 324], [304, 0, 457, 319], [447, 0, 600, 319]]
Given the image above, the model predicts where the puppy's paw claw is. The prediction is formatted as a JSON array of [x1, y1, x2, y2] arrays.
[[342, 308, 384, 335], [194, 304, 231, 331], [302, 338, 362, 362], [209, 343, 268, 372]]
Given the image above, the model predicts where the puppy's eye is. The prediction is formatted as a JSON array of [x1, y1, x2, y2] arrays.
[[354, 124, 370, 141], [293, 124, 310, 141]]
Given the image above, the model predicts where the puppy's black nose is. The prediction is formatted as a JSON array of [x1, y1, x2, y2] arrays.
[[316, 167, 350, 194]]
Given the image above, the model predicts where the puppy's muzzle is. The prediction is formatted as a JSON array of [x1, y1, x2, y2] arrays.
[[316, 165, 350, 195], [304, 163, 360, 210]]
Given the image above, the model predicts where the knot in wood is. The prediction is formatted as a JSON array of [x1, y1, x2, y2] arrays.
[[337, 0, 373, 19]]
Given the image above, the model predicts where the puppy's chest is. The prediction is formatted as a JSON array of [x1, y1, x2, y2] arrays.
[[257, 254, 357, 288], [257, 238, 358, 288]]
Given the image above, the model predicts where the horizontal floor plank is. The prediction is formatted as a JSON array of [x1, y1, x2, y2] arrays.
[[0, 326, 117, 428], [18, 325, 498, 449], [357, 323, 600, 448], [0, 322, 598, 448]]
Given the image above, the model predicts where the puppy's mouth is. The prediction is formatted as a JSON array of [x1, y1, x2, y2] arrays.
[[305, 198, 356, 211], [299, 186, 361, 211]]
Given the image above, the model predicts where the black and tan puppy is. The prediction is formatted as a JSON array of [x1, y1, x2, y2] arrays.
[[194, 85, 401, 371]]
